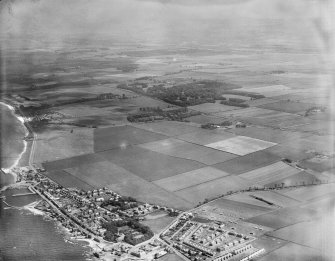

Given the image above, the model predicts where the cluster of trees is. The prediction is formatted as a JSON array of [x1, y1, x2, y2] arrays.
[[100, 197, 138, 211], [220, 100, 250, 108], [102, 218, 153, 244]]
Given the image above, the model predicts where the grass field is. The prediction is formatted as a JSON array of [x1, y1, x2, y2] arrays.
[[64, 160, 193, 210], [43, 170, 94, 191], [98, 146, 205, 181], [139, 138, 237, 165], [133, 121, 200, 136], [259, 242, 324, 261], [300, 156, 335, 172], [206, 136, 276, 156], [203, 198, 272, 219], [177, 129, 235, 146], [258, 100, 318, 114], [153, 167, 230, 192], [188, 102, 238, 113], [175, 175, 250, 205], [239, 161, 300, 186], [93, 125, 168, 152], [276, 183, 335, 202], [265, 171, 320, 188], [213, 150, 281, 174], [239, 85, 296, 97], [225, 191, 300, 208], [267, 214, 335, 251], [33, 128, 94, 163], [227, 126, 311, 145], [246, 206, 318, 229], [141, 212, 175, 234]]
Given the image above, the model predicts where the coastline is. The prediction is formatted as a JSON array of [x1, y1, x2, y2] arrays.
[[0, 101, 32, 183]]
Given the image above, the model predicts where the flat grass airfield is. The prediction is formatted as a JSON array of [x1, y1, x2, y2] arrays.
[[2, 36, 334, 261]]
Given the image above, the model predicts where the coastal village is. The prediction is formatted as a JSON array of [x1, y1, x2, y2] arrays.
[[1, 166, 267, 261]]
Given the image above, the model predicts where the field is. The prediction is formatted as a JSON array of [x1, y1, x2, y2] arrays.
[[258, 100, 317, 114], [43, 170, 94, 191], [225, 191, 301, 208], [246, 206, 318, 229], [133, 121, 200, 136], [188, 102, 238, 113], [267, 214, 335, 251], [227, 126, 311, 145], [238, 85, 297, 97], [153, 167, 230, 192], [213, 150, 281, 174], [175, 175, 251, 205], [177, 129, 235, 146], [202, 198, 273, 219], [141, 212, 175, 234], [206, 136, 277, 156], [33, 128, 94, 163], [258, 242, 324, 261], [93, 125, 168, 152], [98, 146, 205, 181], [265, 171, 320, 188], [239, 161, 300, 186], [139, 138, 237, 165], [300, 156, 335, 172], [64, 160, 192, 210], [276, 183, 335, 202]]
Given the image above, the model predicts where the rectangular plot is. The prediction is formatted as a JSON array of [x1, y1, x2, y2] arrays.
[[175, 175, 250, 205], [177, 129, 235, 146], [94, 125, 167, 152], [206, 136, 276, 156], [139, 138, 237, 165], [65, 161, 193, 210], [43, 153, 104, 171], [205, 198, 272, 219], [153, 167, 230, 192], [239, 162, 300, 186], [133, 121, 199, 136], [258, 100, 318, 114], [213, 150, 281, 174], [98, 146, 205, 181], [276, 183, 335, 202], [246, 207, 318, 229], [44, 170, 94, 191], [188, 103, 238, 113]]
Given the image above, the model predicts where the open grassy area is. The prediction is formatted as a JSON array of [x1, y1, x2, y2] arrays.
[[213, 150, 281, 174], [153, 167, 230, 192], [93, 125, 168, 152], [98, 145, 205, 182], [206, 136, 276, 156], [139, 138, 237, 165], [239, 161, 300, 186], [175, 175, 251, 205]]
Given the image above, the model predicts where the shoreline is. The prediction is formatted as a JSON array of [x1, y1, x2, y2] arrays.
[[0, 101, 32, 181]]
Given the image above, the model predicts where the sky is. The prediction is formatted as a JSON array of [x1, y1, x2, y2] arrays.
[[0, 0, 330, 50]]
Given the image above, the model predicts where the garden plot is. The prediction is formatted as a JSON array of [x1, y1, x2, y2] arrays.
[[153, 167, 230, 192], [139, 138, 237, 165], [239, 161, 300, 186], [206, 136, 277, 156]]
